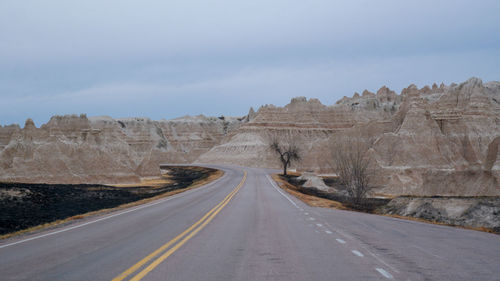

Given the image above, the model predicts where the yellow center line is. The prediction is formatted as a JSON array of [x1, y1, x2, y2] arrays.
[[111, 171, 247, 281]]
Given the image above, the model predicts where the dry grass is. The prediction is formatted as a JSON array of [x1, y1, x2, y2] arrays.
[[271, 174, 498, 235], [110, 176, 173, 188], [0, 169, 224, 240]]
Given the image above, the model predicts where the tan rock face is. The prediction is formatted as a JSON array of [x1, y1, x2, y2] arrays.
[[374, 78, 500, 195], [0, 114, 243, 184], [1, 77, 498, 195], [199, 77, 500, 196]]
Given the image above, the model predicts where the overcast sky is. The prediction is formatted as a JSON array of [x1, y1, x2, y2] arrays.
[[1, 0, 499, 126]]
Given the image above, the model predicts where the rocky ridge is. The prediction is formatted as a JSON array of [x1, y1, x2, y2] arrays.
[[1, 77, 498, 196], [198, 78, 500, 196], [0, 114, 243, 184]]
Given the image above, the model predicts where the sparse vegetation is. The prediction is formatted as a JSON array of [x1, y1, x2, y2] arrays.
[[277, 174, 388, 213], [332, 139, 374, 206]]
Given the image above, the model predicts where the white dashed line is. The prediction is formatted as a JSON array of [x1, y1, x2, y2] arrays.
[[351, 250, 364, 257], [266, 174, 398, 278], [322, 221, 353, 239], [376, 268, 393, 279]]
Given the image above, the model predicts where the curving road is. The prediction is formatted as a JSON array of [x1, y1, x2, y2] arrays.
[[0, 165, 499, 281]]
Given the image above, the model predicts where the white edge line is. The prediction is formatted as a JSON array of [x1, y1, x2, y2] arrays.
[[0, 170, 229, 249], [376, 268, 393, 279], [266, 174, 299, 208], [336, 238, 346, 244]]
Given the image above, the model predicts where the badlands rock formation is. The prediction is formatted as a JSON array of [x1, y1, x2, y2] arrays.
[[0, 114, 242, 184], [1, 77, 498, 196], [198, 78, 500, 196]]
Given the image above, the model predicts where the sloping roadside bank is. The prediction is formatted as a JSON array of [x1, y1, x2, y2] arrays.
[[380, 196, 500, 233], [272, 174, 499, 234], [0, 166, 223, 239]]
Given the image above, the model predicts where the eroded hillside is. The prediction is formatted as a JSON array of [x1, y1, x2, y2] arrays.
[[1, 77, 498, 196], [0, 115, 243, 184], [198, 78, 500, 196]]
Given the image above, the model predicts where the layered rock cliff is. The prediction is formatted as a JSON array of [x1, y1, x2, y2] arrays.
[[198, 78, 500, 196], [370, 78, 500, 195], [0, 114, 243, 184], [198, 87, 405, 170]]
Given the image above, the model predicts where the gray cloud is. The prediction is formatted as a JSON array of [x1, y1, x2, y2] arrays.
[[0, 0, 499, 126]]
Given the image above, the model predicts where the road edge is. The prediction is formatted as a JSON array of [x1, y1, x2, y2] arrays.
[[270, 173, 498, 235], [0, 167, 225, 242]]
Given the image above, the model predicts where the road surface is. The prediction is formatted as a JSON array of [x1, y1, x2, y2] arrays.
[[0, 165, 499, 280]]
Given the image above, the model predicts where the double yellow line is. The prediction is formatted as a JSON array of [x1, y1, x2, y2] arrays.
[[112, 171, 247, 281]]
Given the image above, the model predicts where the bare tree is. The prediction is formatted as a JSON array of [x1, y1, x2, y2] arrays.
[[269, 133, 301, 176], [333, 139, 373, 205]]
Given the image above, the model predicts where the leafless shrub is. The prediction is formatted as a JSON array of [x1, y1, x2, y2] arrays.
[[332, 138, 374, 205]]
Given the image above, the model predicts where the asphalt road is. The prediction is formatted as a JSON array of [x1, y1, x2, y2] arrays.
[[1, 165, 499, 281]]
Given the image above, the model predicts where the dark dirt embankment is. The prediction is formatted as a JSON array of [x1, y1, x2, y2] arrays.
[[0, 166, 217, 236], [380, 196, 500, 233]]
